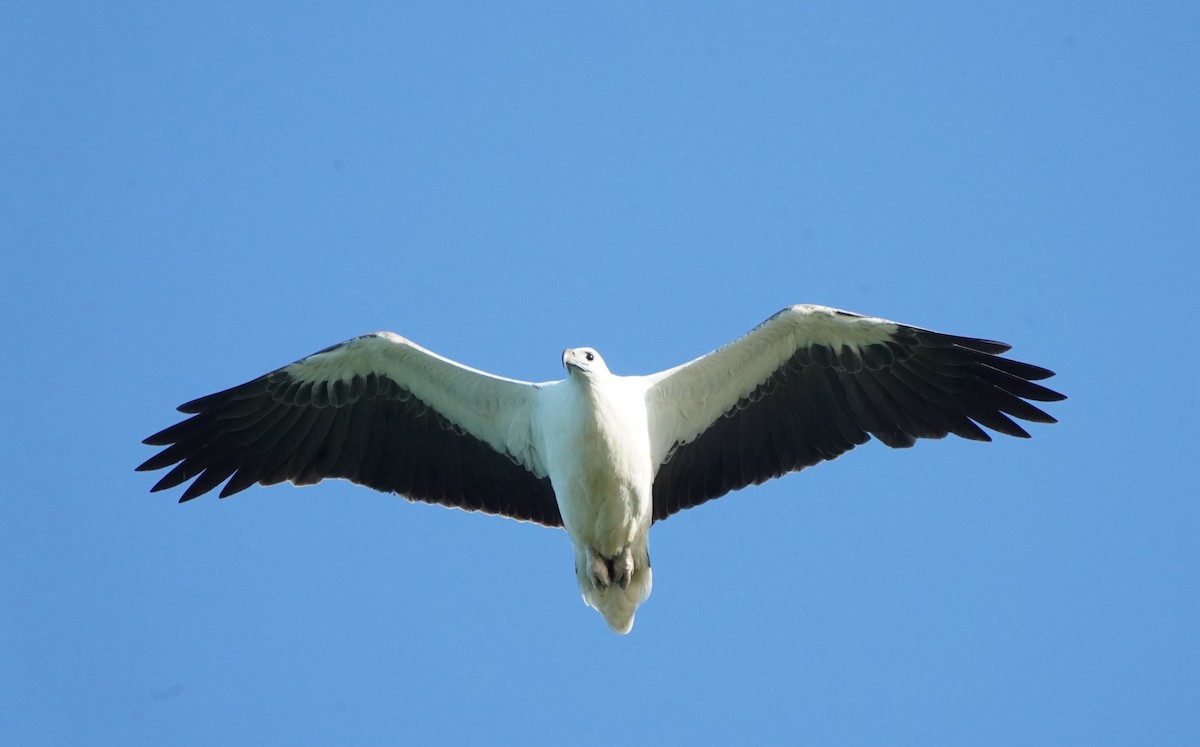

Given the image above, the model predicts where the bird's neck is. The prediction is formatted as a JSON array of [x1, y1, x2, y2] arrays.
[[568, 372, 608, 403]]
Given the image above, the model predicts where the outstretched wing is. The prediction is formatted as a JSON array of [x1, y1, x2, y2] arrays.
[[645, 305, 1065, 521], [138, 333, 563, 527]]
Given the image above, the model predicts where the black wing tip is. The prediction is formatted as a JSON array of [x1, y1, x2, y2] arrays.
[[176, 375, 275, 414], [914, 330, 1012, 355], [1012, 361, 1058, 382], [142, 433, 172, 447], [149, 471, 186, 494], [142, 462, 230, 501], [937, 331, 1069, 403], [177, 393, 229, 414], [179, 480, 214, 503], [177, 397, 213, 415], [1009, 374, 1067, 402], [963, 337, 1013, 355]]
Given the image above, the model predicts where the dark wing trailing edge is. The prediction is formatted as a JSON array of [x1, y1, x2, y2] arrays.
[[647, 306, 1065, 521], [138, 335, 563, 527]]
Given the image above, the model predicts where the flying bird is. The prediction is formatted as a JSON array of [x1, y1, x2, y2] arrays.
[[139, 305, 1064, 633]]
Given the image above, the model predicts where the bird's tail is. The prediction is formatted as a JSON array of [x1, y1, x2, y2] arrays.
[[578, 545, 653, 634]]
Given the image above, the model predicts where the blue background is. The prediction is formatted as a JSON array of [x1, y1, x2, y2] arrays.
[[3, 2, 1196, 745]]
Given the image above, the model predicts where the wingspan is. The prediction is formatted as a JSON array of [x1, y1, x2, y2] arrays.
[[645, 305, 1065, 520], [138, 333, 563, 526]]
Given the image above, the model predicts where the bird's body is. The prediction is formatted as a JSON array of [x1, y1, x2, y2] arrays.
[[140, 305, 1065, 633], [541, 354, 655, 631]]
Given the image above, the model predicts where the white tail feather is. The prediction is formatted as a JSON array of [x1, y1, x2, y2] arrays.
[[579, 556, 652, 634]]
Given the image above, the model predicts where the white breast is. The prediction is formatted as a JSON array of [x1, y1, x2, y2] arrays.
[[534, 375, 655, 555]]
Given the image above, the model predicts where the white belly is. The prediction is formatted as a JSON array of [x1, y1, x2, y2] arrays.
[[553, 429, 646, 554], [542, 382, 653, 553]]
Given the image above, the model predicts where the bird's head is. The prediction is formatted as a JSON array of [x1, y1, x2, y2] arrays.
[[562, 347, 610, 379]]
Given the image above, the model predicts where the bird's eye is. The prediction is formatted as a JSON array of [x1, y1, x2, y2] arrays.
[[585, 352, 595, 362]]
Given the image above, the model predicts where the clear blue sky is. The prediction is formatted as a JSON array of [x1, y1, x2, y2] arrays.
[[2, 2, 1196, 745]]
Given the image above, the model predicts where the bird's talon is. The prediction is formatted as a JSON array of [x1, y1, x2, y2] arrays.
[[589, 553, 611, 590]]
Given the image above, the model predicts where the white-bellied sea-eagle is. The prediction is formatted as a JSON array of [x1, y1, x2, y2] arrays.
[[139, 305, 1064, 633]]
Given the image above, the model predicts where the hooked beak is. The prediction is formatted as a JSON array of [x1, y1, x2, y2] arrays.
[[562, 348, 577, 372]]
